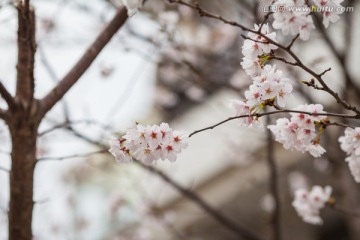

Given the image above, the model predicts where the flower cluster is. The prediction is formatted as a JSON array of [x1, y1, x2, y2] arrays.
[[241, 24, 278, 78], [122, 0, 143, 16], [109, 123, 188, 164], [272, 0, 315, 40], [245, 64, 293, 108], [268, 104, 327, 157], [339, 127, 360, 182], [292, 185, 332, 225]]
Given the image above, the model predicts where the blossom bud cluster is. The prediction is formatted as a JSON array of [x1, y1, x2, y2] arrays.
[[339, 127, 360, 183], [268, 104, 327, 157], [109, 123, 188, 164], [292, 185, 332, 225]]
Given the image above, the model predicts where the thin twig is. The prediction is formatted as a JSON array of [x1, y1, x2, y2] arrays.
[[329, 203, 360, 218], [0, 80, 15, 109], [286, 34, 299, 49], [37, 149, 108, 162], [188, 109, 358, 137]]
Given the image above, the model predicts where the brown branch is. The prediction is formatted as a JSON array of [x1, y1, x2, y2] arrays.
[[39, 6, 128, 118], [0, 81, 15, 109], [0, 109, 8, 121], [188, 110, 358, 137], [37, 149, 107, 162], [329, 203, 360, 218], [286, 34, 299, 49]]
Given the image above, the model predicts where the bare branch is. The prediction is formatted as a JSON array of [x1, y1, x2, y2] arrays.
[[329, 203, 360, 218], [39, 7, 128, 118], [0, 81, 15, 109], [37, 149, 107, 162], [188, 109, 358, 137], [0, 109, 9, 121]]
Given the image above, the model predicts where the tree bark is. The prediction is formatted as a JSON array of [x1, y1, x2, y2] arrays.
[[8, 114, 39, 240], [7, 2, 38, 240], [15, 3, 36, 110]]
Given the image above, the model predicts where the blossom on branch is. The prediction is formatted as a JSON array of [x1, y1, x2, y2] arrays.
[[292, 185, 332, 225], [109, 123, 188, 164], [230, 99, 261, 127], [241, 24, 278, 78], [245, 64, 293, 108], [339, 127, 360, 182], [268, 104, 327, 157]]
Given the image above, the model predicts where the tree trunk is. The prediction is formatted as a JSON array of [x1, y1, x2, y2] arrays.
[[8, 117, 39, 240], [7, 2, 38, 240]]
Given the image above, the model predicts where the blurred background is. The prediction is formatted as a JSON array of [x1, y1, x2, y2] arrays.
[[0, 0, 360, 239]]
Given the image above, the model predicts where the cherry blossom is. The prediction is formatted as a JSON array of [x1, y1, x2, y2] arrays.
[[339, 127, 360, 182], [313, 0, 344, 28], [339, 127, 360, 156], [241, 24, 277, 78], [292, 185, 332, 224], [268, 104, 327, 157], [109, 123, 188, 164], [245, 64, 293, 108], [272, 0, 315, 40]]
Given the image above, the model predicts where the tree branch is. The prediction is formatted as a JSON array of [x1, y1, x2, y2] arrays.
[[188, 109, 357, 137], [39, 7, 128, 118], [0, 81, 15, 109]]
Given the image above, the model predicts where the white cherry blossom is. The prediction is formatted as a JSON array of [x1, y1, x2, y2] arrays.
[[268, 104, 327, 157], [339, 127, 360, 182], [109, 123, 188, 164], [313, 0, 344, 28], [292, 185, 332, 225], [272, 0, 315, 40]]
